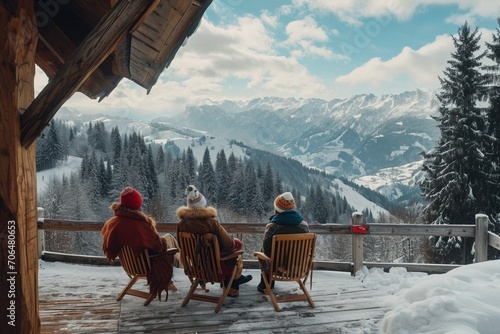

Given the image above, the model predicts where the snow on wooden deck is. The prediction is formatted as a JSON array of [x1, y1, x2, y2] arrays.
[[39, 261, 389, 333]]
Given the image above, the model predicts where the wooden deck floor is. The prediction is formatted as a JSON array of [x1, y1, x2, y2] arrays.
[[39, 262, 389, 333]]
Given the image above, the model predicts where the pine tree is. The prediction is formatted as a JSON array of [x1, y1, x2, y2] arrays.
[[484, 17, 500, 219], [243, 160, 265, 217], [36, 128, 51, 170], [419, 22, 490, 264], [314, 184, 328, 224], [155, 145, 166, 174], [199, 147, 216, 203], [144, 145, 159, 204], [262, 162, 274, 211], [46, 119, 64, 168], [185, 147, 197, 184], [228, 158, 245, 215], [215, 149, 230, 206], [274, 172, 283, 197], [484, 16, 500, 259], [110, 127, 122, 165]]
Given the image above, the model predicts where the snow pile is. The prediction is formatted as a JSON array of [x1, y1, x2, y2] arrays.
[[375, 260, 500, 334]]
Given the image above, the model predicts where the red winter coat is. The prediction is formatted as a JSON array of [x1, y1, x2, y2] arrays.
[[102, 203, 174, 300]]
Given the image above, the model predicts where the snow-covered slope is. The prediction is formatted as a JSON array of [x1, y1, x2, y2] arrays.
[[37, 156, 82, 194], [353, 160, 425, 201]]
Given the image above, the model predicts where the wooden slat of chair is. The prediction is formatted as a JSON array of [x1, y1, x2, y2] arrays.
[[117, 245, 156, 306], [178, 232, 243, 313], [254, 233, 317, 312]]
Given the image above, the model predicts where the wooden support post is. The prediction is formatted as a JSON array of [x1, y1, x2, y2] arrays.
[[0, 1, 39, 333], [474, 214, 489, 263], [351, 212, 364, 276], [37, 208, 45, 258]]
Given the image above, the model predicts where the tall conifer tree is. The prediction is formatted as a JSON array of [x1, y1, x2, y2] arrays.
[[485, 17, 500, 219], [419, 22, 490, 264]]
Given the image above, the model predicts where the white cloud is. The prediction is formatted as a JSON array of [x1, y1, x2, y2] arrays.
[[335, 34, 454, 91], [45, 16, 328, 118], [285, 16, 329, 44], [283, 16, 348, 61], [333, 27, 495, 96], [292, 0, 500, 24], [260, 11, 278, 27]]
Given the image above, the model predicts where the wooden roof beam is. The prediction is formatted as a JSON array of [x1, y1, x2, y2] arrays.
[[20, 0, 158, 148]]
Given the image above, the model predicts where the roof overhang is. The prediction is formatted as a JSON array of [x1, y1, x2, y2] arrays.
[[20, 0, 212, 148]]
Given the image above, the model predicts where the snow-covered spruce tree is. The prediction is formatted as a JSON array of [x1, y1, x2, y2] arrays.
[[109, 126, 122, 165], [419, 22, 491, 264], [185, 146, 197, 185], [244, 159, 265, 217], [262, 162, 274, 211], [199, 147, 216, 203], [215, 149, 230, 207], [485, 17, 500, 220], [484, 16, 500, 259], [228, 158, 245, 216], [46, 119, 64, 168]]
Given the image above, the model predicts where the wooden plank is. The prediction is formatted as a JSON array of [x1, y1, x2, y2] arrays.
[[489, 231, 500, 251], [134, 0, 182, 52], [475, 215, 489, 262], [37, 219, 477, 237], [20, 0, 157, 148], [116, 268, 389, 333], [352, 213, 364, 275], [141, 2, 199, 87], [40, 299, 119, 334], [35, 14, 114, 98], [0, 2, 39, 333], [366, 223, 476, 237], [362, 261, 460, 274], [37, 219, 354, 235]]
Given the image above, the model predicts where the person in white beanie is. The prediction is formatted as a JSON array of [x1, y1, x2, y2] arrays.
[[176, 185, 252, 297], [257, 191, 309, 294]]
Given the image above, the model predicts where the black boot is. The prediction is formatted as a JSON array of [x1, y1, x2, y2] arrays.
[[233, 274, 253, 286], [257, 277, 274, 294]]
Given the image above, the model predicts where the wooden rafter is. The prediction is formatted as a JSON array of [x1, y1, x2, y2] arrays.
[[20, 0, 158, 148]]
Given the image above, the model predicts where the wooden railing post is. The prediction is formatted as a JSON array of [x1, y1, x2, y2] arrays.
[[38, 208, 45, 258], [351, 212, 364, 276], [474, 214, 489, 262]]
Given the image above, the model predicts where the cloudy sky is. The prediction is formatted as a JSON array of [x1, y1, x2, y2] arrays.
[[36, 0, 500, 119]]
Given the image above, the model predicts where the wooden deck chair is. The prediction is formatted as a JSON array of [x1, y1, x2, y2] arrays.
[[177, 232, 243, 313], [117, 245, 178, 306], [253, 233, 317, 311]]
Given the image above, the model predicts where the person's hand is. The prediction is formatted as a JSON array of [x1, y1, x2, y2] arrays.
[[233, 237, 242, 251]]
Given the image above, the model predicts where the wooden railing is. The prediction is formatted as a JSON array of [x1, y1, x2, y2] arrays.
[[37, 212, 500, 275]]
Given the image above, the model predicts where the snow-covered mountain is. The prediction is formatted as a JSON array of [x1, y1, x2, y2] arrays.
[[161, 89, 440, 179]]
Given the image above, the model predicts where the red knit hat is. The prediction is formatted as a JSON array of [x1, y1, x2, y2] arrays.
[[120, 187, 142, 210], [274, 192, 295, 213]]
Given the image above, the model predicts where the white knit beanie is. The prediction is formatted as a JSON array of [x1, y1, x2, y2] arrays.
[[185, 185, 207, 208]]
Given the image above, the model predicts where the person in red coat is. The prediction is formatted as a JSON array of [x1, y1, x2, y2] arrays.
[[101, 186, 178, 301]]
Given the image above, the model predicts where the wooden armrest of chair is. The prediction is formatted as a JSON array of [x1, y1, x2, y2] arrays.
[[253, 251, 270, 262], [220, 250, 243, 262], [166, 247, 179, 255]]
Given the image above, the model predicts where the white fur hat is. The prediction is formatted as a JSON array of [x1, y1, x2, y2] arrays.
[[185, 185, 207, 208]]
